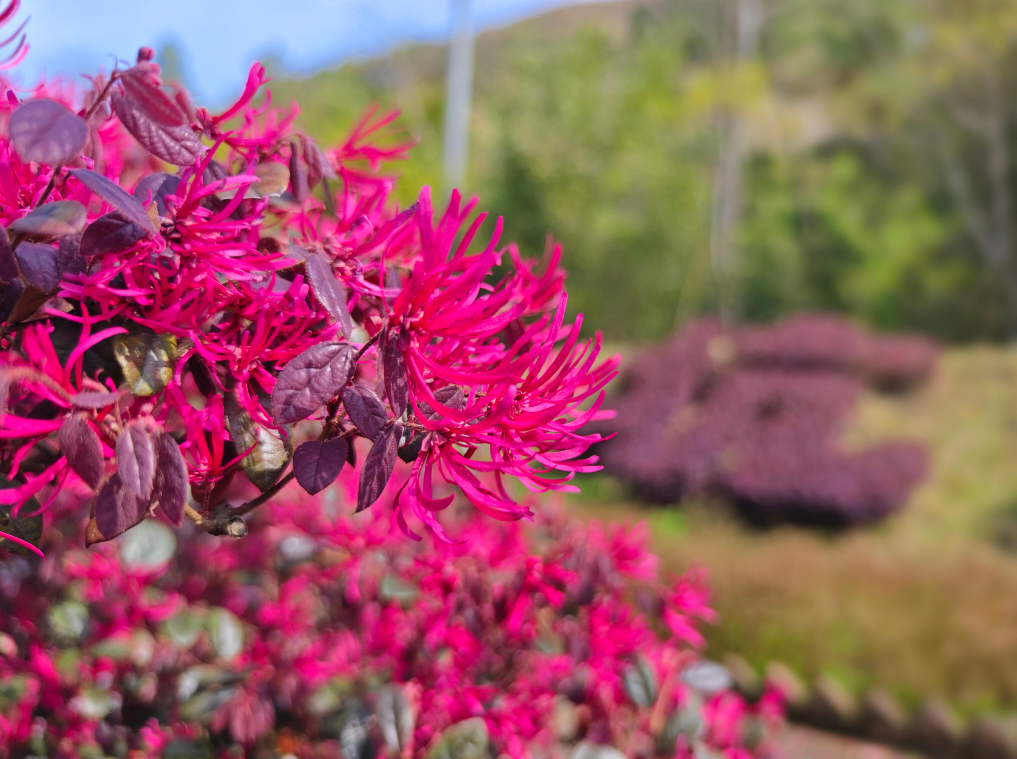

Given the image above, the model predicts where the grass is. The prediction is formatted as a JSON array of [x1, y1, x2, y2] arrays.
[[566, 345, 1017, 719]]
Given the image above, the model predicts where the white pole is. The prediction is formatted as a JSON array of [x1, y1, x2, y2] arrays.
[[443, 0, 475, 195]]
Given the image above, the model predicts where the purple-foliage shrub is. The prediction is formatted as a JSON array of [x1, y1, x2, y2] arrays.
[[0, 7, 615, 558], [598, 314, 933, 527], [0, 477, 782, 759]]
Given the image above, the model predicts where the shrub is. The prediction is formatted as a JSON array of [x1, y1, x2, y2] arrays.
[[0, 12, 617, 556], [598, 314, 932, 526], [0, 481, 781, 758]]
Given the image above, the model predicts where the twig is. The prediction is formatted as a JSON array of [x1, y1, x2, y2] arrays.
[[83, 73, 118, 123], [233, 471, 295, 517]]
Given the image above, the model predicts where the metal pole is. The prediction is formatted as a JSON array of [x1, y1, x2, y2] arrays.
[[443, 0, 475, 195]]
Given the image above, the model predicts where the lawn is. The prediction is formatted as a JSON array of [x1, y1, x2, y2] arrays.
[[567, 345, 1017, 719]]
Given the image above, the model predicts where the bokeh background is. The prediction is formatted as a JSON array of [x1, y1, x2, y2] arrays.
[[17, 0, 1017, 753]]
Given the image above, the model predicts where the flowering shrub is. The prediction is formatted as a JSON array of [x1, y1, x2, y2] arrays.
[[0, 479, 781, 758], [598, 315, 931, 527], [0, 5, 616, 556]]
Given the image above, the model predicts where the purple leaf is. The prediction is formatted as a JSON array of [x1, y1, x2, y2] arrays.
[[419, 384, 466, 420], [0, 279, 25, 323], [69, 169, 158, 236], [58, 414, 104, 489], [271, 342, 357, 424], [57, 233, 86, 276], [120, 66, 187, 127], [305, 252, 353, 338], [293, 437, 347, 495], [342, 385, 388, 441], [94, 473, 147, 541], [70, 389, 122, 409], [357, 423, 402, 512], [14, 242, 61, 292], [8, 99, 88, 166], [152, 431, 188, 526], [0, 225, 18, 280], [116, 422, 156, 501], [289, 140, 309, 203], [111, 91, 202, 167], [10, 201, 87, 238], [299, 134, 336, 189], [133, 173, 181, 218], [382, 332, 409, 417], [79, 212, 147, 257]]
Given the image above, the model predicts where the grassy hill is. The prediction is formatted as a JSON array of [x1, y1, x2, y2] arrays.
[[570, 345, 1017, 718]]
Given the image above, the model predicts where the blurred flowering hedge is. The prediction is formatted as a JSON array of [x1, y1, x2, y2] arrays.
[[598, 314, 933, 527], [0, 478, 781, 758]]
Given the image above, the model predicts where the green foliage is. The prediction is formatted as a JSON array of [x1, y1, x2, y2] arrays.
[[272, 0, 1017, 342]]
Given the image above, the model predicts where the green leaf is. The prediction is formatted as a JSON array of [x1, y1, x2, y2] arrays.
[[225, 391, 292, 492], [113, 327, 178, 396], [205, 607, 244, 662], [162, 606, 206, 648]]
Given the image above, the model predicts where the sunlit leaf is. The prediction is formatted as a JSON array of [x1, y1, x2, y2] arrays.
[[113, 328, 177, 396], [69, 168, 158, 236], [92, 473, 147, 543], [133, 172, 181, 218], [58, 413, 104, 489], [270, 341, 357, 424], [152, 431, 188, 526], [251, 161, 289, 198], [14, 241, 61, 292], [293, 437, 347, 495], [10, 201, 87, 238], [305, 251, 353, 337], [111, 91, 202, 166], [342, 385, 388, 441], [120, 66, 188, 127], [79, 212, 146, 257], [225, 392, 292, 492], [116, 421, 155, 501], [356, 422, 401, 512], [9, 98, 88, 166]]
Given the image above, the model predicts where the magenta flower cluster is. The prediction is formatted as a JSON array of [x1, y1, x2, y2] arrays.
[[0, 8, 616, 554], [0, 480, 782, 758]]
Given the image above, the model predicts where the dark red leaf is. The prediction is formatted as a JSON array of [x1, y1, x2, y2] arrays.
[[347, 436, 357, 468], [299, 134, 336, 189], [342, 385, 388, 441], [8, 98, 88, 166], [14, 242, 61, 292], [271, 342, 357, 424], [79, 212, 147, 257], [305, 252, 353, 338], [419, 384, 466, 420], [70, 389, 121, 409], [133, 173, 181, 218], [57, 233, 86, 276], [116, 422, 156, 501], [111, 91, 202, 166], [293, 437, 347, 495], [152, 431, 188, 526], [94, 473, 147, 541], [382, 332, 409, 417], [120, 66, 187, 127], [356, 423, 401, 512], [69, 168, 158, 236], [10, 201, 87, 237], [289, 139, 309, 203], [0, 225, 18, 280], [0, 279, 24, 323], [58, 413, 104, 489]]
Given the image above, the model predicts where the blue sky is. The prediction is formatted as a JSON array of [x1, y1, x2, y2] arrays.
[[9, 0, 604, 106]]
